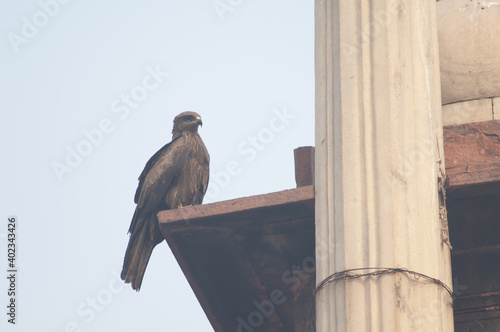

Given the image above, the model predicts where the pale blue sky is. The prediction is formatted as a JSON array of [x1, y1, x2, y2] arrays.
[[0, 1, 314, 331]]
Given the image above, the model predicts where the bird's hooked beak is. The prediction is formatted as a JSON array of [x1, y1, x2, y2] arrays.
[[196, 116, 203, 127]]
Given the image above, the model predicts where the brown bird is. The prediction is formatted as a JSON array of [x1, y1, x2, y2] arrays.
[[121, 111, 210, 291]]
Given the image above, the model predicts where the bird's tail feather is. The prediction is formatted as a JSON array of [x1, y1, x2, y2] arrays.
[[121, 213, 160, 291]]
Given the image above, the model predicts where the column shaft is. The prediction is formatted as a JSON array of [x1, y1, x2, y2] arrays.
[[315, 0, 454, 331]]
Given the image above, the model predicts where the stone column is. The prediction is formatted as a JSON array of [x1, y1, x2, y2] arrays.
[[314, 0, 454, 331]]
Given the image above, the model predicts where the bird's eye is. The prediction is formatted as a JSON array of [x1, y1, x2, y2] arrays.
[[184, 115, 195, 121]]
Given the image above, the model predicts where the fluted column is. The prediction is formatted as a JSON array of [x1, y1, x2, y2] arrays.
[[314, 0, 454, 331]]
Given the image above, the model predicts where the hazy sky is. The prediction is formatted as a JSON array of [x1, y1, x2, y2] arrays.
[[1, 1, 314, 331]]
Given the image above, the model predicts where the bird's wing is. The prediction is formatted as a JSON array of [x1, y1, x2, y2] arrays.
[[197, 143, 210, 203], [134, 140, 173, 205], [127, 137, 189, 236], [133, 136, 188, 212]]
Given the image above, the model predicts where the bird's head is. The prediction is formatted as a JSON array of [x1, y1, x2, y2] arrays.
[[172, 111, 203, 138]]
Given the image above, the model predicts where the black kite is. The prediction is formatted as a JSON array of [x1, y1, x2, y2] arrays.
[[121, 111, 210, 290]]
